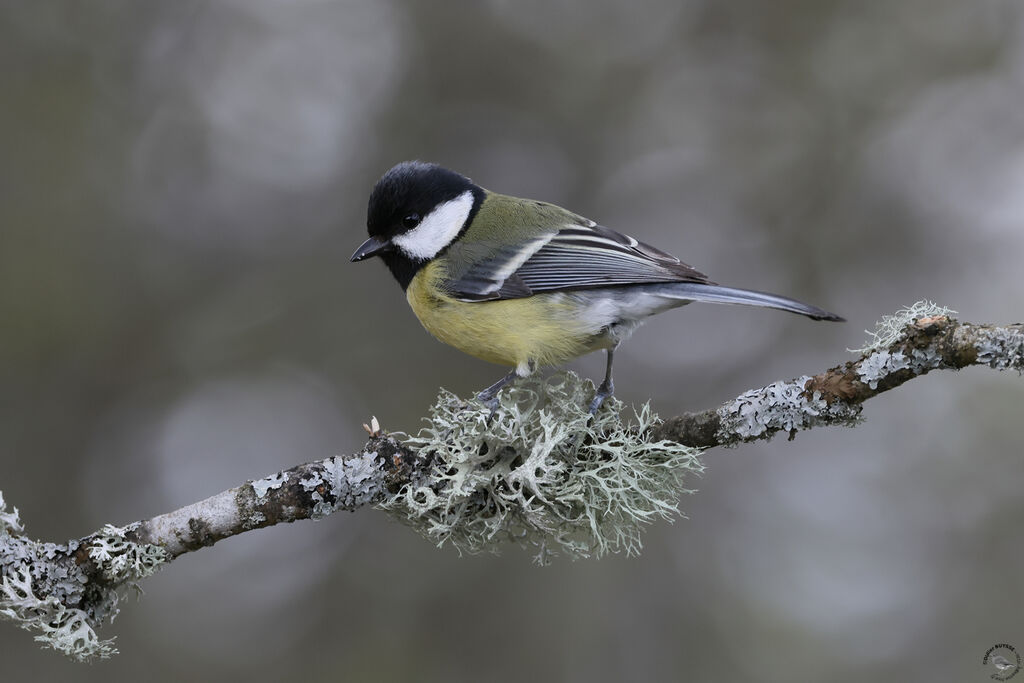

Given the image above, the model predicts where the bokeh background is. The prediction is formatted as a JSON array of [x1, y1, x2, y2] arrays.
[[2, 1, 1023, 681]]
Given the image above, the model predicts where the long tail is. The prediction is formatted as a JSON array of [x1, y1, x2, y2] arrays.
[[647, 282, 844, 321]]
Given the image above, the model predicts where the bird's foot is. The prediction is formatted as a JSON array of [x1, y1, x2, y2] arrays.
[[472, 369, 520, 420], [587, 378, 614, 416], [475, 389, 501, 418]]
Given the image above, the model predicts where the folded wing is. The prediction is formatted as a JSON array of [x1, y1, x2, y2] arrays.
[[449, 223, 712, 301]]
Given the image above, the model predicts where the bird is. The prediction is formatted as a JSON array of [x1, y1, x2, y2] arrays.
[[992, 654, 1019, 677], [351, 161, 843, 414]]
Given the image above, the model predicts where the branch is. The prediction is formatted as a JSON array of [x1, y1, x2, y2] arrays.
[[0, 433, 422, 660], [653, 306, 1023, 447], [2, 303, 1022, 660], [130, 429, 416, 559]]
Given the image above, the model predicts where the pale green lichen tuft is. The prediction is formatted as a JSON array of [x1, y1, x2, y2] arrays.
[[849, 301, 957, 355], [1, 562, 117, 661], [1, 492, 167, 661], [0, 491, 23, 535], [1, 492, 114, 660], [378, 372, 704, 564]]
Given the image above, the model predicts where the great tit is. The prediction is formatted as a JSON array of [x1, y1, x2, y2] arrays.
[[352, 161, 843, 413]]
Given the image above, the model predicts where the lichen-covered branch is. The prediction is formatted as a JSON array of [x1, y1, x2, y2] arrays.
[[0, 436, 420, 660], [3, 302, 1023, 662], [0, 494, 168, 660], [653, 303, 1024, 447], [130, 439, 412, 558]]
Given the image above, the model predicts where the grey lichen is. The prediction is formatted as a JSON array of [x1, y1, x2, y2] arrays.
[[857, 348, 943, 389], [974, 327, 1024, 372], [1, 561, 113, 661], [378, 372, 704, 564], [87, 523, 167, 583], [849, 300, 957, 354], [0, 492, 21, 533], [0, 491, 167, 661], [301, 453, 383, 519], [1, 491, 109, 660], [251, 471, 289, 499], [858, 351, 909, 389], [718, 376, 862, 442]]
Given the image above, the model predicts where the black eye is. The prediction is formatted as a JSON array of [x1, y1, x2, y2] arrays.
[[402, 213, 421, 229]]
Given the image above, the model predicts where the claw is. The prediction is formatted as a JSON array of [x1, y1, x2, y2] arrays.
[[587, 378, 614, 416], [476, 391, 501, 418], [475, 368, 520, 419]]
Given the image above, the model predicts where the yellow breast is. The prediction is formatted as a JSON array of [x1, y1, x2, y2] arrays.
[[405, 260, 608, 372]]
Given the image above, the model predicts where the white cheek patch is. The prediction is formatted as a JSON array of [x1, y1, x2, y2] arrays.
[[393, 190, 475, 260]]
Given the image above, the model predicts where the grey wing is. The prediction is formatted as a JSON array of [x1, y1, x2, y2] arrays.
[[448, 223, 713, 301]]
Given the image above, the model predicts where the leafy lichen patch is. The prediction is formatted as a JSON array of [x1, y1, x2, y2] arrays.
[[0, 493, 166, 661]]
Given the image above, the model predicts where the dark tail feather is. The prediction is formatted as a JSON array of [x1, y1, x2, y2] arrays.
[[650, 282, 844, 322]]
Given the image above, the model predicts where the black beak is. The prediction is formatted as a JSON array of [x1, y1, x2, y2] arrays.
[[350, 236, 392, 262]]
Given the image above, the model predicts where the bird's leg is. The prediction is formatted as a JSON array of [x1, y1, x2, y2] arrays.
[[476, 370, 518, 412], [476, 360, 534, 413], [588, 345, 618, 415]]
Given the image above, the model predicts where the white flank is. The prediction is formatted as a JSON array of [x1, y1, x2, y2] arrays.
[[393, 190, 475, 260]]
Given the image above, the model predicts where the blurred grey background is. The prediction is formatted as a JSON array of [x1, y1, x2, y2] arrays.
[[2, 1, 1023, 681]]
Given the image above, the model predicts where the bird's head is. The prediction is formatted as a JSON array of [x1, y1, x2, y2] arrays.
[[351, 161, 483, 289]]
